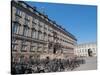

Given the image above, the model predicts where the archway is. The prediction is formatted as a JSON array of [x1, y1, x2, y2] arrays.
[[88, 48, 93, 57]]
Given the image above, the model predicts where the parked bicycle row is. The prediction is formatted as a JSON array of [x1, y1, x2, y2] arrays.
[[11, 57, 85, 74]]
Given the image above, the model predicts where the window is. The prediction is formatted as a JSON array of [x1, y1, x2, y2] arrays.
[[24, 19, 29, 26], [85, 49, 87, 52], [38, 32, 42, 40], [32, 21, 36, 28], [30, 46, 35, 52], [38, 22, 42, 28], [48, 28, 52, 33], [22, 40, 27, 45], [31, 30, 36, 38], [21, 45, 27, 51], [80, 49, 81, 52], [32, 18, 35, 23], [12, 23, 20, 34], [23, 27, 29, 36], [24, 14, 30, 26], [93, 48, 95, 50], [38, 22, 44, 27], [92, 48, 95, 52], [29, 55, 34, 62], [48, 34, 52, 42], [12, 44, 17, 51], [22, 45, 27, 50], [33, 18, 37, 24], [12, 38, 17, 43], [15, 16, 20, 22], [44, 33, 47, 41], [21, 40, 27, 51], [20, 55, 25, 63], [12, 38, 18, 51], [44, 26, 47, 30], [16, 9, 22, 17], [82, 50, 84, 53], [25, 14, 30, 20], [48, 42, 53, 49]]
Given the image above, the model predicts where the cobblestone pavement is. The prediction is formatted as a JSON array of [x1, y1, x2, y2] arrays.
[[73, 56, 97, 71]]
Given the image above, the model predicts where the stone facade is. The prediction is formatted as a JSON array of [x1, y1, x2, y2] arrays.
[[11, 0, 77, 62]]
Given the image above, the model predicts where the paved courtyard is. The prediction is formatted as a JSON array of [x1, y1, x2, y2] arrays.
[[74, 56, 97, 71]]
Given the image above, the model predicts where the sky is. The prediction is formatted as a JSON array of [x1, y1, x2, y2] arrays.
[[25, 1, 97, 44]]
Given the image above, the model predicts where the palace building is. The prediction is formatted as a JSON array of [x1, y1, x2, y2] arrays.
[[11, 0, 77, 63], [74, 42, 97, 57]]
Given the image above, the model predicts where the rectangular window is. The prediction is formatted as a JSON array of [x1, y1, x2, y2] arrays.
[[12, 23, 20, 34], [32, 18, 36, 23], [30, 46, 35, 52], [23, 27, 28, 36], [40, 33, 43, 40], [24, 20, 29, 26], [12, 38, 17, 43], [44, 34, 47, 41], [32, 22, 36, 28], [25, 14, 30, 20], [33, 19, 38, 24], [38, 32, 42, 40], [16, 9, 22, 17], [38, 23, 42, 28], [21, 45, 27, 51], [31, 30, 36, 38], [12, 44, 17, 51], [12, 39, 18, 51], [44, 26, 47, 30], [20, 55, 25, 63], [15, 16, 20, 22], [22, 40, 27, 45]]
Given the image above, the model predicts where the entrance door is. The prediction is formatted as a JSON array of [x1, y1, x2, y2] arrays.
[[53, 46, 56, 54]]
